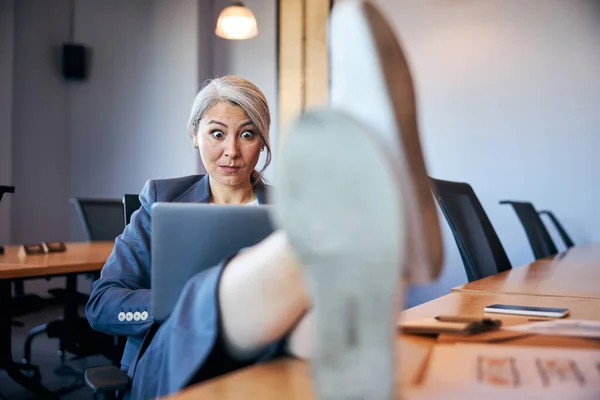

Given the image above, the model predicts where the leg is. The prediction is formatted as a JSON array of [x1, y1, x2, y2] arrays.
[[218, 230, 310, 360], [286, 309, 314, 360]]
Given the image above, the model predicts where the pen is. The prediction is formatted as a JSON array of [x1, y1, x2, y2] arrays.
[[435, 316, 501, 327], [435, 316, 486, 323]]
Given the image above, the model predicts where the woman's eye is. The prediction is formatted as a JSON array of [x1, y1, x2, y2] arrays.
[[241, 131, 255, 140], [211, 130, 224, 139]]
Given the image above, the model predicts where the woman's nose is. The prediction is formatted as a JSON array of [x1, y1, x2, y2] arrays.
[[223, 136, 240, 158]]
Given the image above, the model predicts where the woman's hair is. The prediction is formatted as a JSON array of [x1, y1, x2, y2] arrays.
[[188, 76, 272, 183]]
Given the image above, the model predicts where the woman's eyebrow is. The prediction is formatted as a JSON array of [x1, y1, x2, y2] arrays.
[[207, 120, 227, 127]]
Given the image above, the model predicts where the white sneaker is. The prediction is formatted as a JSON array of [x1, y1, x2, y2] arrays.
[[329, 0, 444, 284], [273, 108, 406, 400]]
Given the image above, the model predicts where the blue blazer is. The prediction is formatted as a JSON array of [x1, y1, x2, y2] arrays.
[[86, 174, 270, 372]]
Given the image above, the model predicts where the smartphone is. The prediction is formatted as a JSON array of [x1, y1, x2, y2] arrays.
[[483, 304, 570, 318]]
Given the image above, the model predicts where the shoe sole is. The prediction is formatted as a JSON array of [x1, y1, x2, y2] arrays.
[[329, 0, 444, 284], [273, 108, 405, 400]]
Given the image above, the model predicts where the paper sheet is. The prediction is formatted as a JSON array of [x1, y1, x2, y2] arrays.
[[405, 343, 600, 400], [505, 319, 600, 339]]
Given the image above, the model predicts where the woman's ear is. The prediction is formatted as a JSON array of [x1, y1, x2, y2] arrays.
[[193, 135, 199, 149]]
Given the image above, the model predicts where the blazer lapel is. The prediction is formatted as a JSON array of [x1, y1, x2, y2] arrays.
[[254, 181, 269, 205], [176, 175, 211, 203]]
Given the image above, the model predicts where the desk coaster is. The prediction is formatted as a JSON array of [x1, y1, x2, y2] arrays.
[[42, 241, 67, 253], [18, 244, 46, 256]]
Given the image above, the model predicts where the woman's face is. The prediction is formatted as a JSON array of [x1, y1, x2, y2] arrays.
[[195, 102, 262, 187]]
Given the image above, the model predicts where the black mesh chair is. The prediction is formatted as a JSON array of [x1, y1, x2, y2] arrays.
[[538, 209, 575, 249], [23, 198, 126, 381], [0, 186, 45, 326], [499, 200, 559, 259], [430, 178, 512, 282], [43, 198, 124, 306], [0, 185, 15, 204], [0, 186, 44, 383], [123, 194, 142, 226], [72, 199, 126, 241], [85, 195, 141, 399]]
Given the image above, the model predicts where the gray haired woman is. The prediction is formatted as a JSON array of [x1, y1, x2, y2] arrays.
[[86, 76, 310, 399]]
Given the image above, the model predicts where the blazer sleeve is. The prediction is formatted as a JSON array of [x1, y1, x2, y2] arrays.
[[86, 180, 157, 337]]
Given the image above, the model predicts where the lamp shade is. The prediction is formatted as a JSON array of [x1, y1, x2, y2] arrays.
[[216, 2, 258, 40]]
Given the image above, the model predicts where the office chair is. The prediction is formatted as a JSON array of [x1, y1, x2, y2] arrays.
[[430, 178, 512, 282], [123, 194, 142, 226], [0, 185, 15, 204], [72, 198, 126, 242], [1, 186, 45, 324], [23, 199, 125, 379], [0, 185, 44, 382], [538, 209, 575, 249], [0, 187, 34, 315], [499, 200, 559, 259], [85, 195, 141, 399]]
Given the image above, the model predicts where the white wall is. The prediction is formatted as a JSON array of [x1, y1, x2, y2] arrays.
[[374, 0, 600, 306], [0, 0, 14, 246], [212, 0, 278, 182]]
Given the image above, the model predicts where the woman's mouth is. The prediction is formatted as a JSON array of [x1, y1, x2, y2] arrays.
[[219, 166, 241, 174]]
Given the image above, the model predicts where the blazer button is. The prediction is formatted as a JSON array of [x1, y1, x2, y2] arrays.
[[118, 312, 126, 321], [133, 312, 141, 321], [141, 311, 149, 321], [125, 312, 134, 321]]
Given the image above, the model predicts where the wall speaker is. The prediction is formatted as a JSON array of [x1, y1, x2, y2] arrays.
[[62, 43, 89, 81]]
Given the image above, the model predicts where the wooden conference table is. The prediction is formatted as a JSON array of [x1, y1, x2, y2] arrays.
[[0, 241, 113, 399], [2, 242, 599, 398], [452, 244, 600, 299], [164, 244, 600, 399]]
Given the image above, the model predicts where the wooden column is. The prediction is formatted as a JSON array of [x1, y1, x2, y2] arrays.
[[278, 0, 332, 144]]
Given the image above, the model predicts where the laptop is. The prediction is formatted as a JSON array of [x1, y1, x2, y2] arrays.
[[151, 202, 275, 323]]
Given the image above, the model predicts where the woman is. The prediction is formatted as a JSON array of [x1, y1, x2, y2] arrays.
[[86, 76, 313, 398]]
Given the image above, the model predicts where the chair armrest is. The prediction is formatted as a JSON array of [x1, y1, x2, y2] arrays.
[[84, 365, 129, 394]]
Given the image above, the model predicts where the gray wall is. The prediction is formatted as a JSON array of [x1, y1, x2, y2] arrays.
[[5, 0, 203, 245], [375, 0, 600, 306], [8, 0, 595, 308], [70, 0, 200, 200], [11, 0, 71, 244], [69, 0, 201, 239], [0, 0, 14, 246]]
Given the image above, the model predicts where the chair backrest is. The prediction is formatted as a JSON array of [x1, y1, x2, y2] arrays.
[[499, 200, 558, 259], [538, 210, 575, 249], [71, 198, 125, 241], [0, 185, 15, 203], [123, 194, 142, 226], [430, 178, 512, 282]]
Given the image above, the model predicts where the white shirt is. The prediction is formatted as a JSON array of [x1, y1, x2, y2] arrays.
[[210, 198, 259, 206]]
